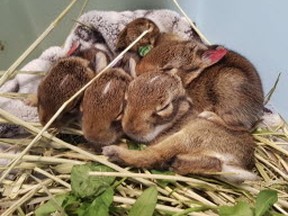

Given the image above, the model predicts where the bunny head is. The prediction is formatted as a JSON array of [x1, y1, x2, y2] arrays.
[[81, 68, 132, 149], [116, 18, 160, 52], [37, 57, 95, 127], [122, 71, 192, 143], [136, 41, 228, 87]]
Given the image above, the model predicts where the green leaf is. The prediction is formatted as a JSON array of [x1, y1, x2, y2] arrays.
[[126, 140, 146, 150], [35, 194, 67, 216], [138, 45, 153, 57], [255, 189, 278, 216], [219, 201, 254, 216], [62, 194, 82, 215], [71, 163, 115, 198], [81, 187, 114, 216], [73, 202, 91, 216], [128, 186, 158, 216]]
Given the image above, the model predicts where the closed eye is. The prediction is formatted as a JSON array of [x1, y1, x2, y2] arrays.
[[115, 111, 123, 121], [156, 103, 173, 117], [115, 103, 124, 121]]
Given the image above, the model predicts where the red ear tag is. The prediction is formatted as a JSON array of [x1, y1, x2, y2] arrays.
[[203, 47, 228, 64], [67, 41, 80, 56]]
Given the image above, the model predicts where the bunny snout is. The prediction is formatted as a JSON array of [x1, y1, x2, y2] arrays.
[[122, 114, 165, 143], [122, 115, 149, 142], [83, 122, 123, 147]]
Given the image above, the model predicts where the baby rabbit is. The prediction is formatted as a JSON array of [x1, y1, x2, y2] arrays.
[[103, 71, 257, 183], [116, 18, 227, 86], [37, 44, 111, 127], [116, 18, 184, 75], [116, 18, 182, 53], [37, 56, 95, 127], [116, 18, 263, 130], [81, 68, 132, 150], [136, 42, 227, 84], [185, 47, 264, 130], [136, 41, 264, 130]]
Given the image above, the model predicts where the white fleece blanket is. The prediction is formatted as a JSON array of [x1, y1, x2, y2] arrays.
[[0, 9, 200, 137]]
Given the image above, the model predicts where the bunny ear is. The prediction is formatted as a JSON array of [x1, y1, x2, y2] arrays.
[[128, 57, 137, 78], [116, 28, 128, 51], [181, 71, 202, 87], [67, 41, 80, 56], [162, 64, 178, 74], [162, 65, 199, 87], [202, 46, 228, 67], [79, 103, 83, 112], [94, 52, 108, 72]]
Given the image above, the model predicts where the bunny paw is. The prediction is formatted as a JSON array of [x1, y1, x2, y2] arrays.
[[102, 145, 124, 164], [169, 156, 192, 175], [24, 94, 38, 107]]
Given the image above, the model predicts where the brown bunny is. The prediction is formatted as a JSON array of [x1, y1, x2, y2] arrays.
[[136, 41, 264, 130], [116, 18, 185, 76], [117, 18, 263, 130], [115, 18, 230, 89], [116, 18, 183, 52], [81, 68, 132, 150], [136, 42, 227, 84], [185, 47, 264, 130], [103, 71, 257, 183], [37, 46, 111, 127], [37, 57, 95, 127]]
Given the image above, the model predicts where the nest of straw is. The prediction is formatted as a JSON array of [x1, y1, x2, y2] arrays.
[[0, 1, 288, 215]]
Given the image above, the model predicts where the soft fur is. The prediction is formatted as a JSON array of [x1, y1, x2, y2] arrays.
[[37, 57, 95, 127], [103, 71, 257, 183], [81, 68, 132, 149], [140, 45, 264, 131]]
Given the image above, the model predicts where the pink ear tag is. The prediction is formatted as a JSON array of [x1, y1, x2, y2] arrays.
[[203, 47, 228, 64], [67, 41, 80, 56]]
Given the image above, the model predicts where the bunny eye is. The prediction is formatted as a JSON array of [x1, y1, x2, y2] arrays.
[[115, 103, 124, 121], [115, 112, 123, 121], [124, 92, 128, 101], [156, 103, 173, 117]]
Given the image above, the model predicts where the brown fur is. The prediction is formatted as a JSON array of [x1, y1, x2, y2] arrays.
[[135, 41, 223, 86], [116, 18, 161, 52], [73, 47, 110, 72], [81, 68, 132, 150], [186, 49, 264, 130], [116, 18, 198, 52], [135, 41, 264, 130], [115, 18, 231, 93], [103, 72, 257, 182], [117, 18, 263, 130], [115, 18, 185, 75], [37, 57, 95, 127]]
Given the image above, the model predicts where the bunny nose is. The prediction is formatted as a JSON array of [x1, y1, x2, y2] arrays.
[[125, 127, 140, 136], [122, 120, 148, 142]]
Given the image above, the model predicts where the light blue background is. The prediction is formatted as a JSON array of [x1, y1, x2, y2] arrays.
[[0, 0, 287, 119]]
